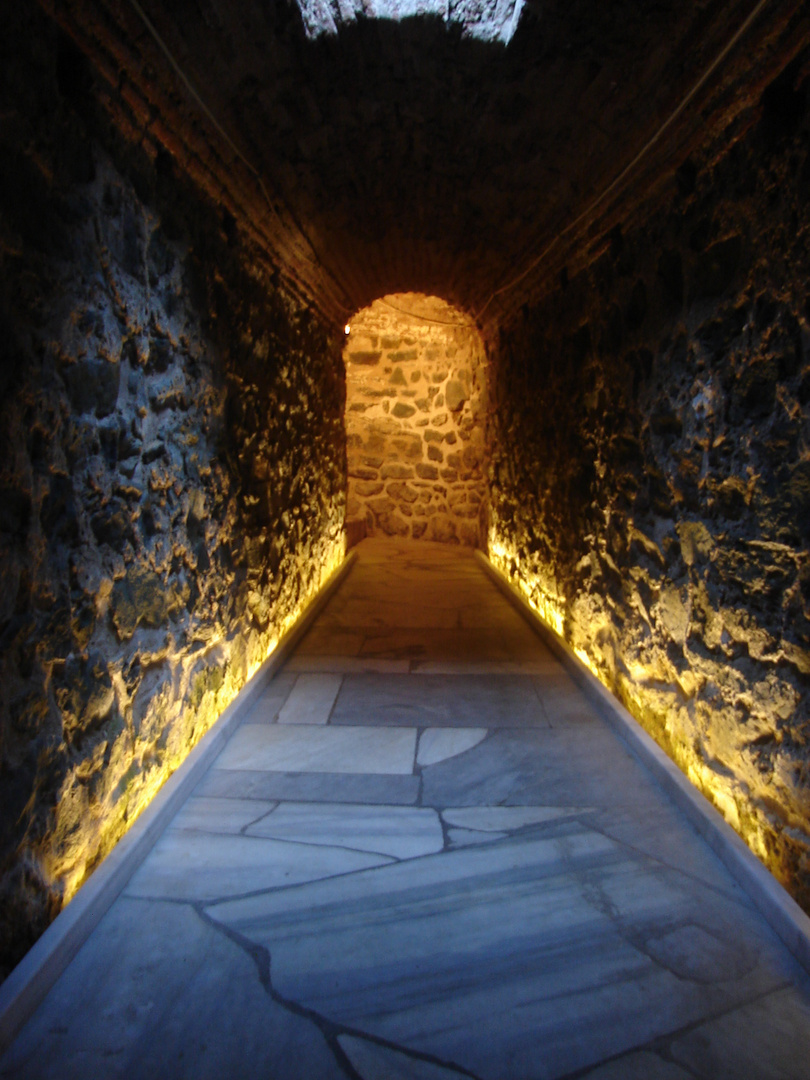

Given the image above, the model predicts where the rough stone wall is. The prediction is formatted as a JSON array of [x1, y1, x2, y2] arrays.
[[0, 13, 345, 978], [344, 295, 487, 545], [487, 57, 810, 908]]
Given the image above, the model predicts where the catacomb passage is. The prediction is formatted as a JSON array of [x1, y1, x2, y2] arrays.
[[0, 0, 809, 990]]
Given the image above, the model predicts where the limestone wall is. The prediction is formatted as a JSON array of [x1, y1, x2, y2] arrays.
[[487, 59, 810, 908], [344, 295, 487, 546], [0, 13, 345, 979]]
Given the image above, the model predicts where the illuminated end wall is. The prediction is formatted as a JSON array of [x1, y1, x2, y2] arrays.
[[0, 18, 346, 978], [487, 70, 810, 906], [344, 294, 487, 545]]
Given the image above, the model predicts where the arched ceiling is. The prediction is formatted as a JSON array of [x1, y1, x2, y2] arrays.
[[41, 0, 810, 332]]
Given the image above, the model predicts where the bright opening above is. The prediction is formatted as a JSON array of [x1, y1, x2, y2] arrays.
[[295, 1, 525, 43]]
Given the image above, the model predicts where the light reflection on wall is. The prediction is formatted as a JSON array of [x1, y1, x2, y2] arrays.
[[56, 525, 347, 905], [486, 517, 778, 878]]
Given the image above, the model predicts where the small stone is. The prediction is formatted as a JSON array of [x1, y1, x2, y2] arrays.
[[428, 444, 443, 462], [349, 466, 378, 480], [348, 351, 381, 365], [445, 380, 466, 411], [392, 402, 416, 419], [416, 463, 439, 480], [380, 463, 414, 479], [355, 480, 383, 496], [387, 481, 419, 503]]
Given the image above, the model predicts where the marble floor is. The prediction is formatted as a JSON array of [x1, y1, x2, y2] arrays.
[[3, 538, 810, 1079]]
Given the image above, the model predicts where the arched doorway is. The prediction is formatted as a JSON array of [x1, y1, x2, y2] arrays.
[[343, 293, 488, 546]]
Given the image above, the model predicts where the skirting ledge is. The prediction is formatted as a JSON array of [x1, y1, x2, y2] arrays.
[[476, 549, 810, 978], [0, 549, 357, 1054]]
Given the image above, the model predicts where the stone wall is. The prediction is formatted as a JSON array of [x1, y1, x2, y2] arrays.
[[344, 295, 487, 545], [487, 57, 810, 908], [0, 12, 345, 979]]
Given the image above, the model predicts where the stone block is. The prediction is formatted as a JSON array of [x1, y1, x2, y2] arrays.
[[376, 510, 410, 536], [416, 463, 439, 480], [427, 514, 458, 543], [368, 495, 397, 515], [428, 444, 443, 462], [445, 379, 467, 412], [387, 480, 419, 503], [355, 480, 383, 496], [348, 350, 382, 365], [380, 462, 414, 479], [392, 402, 416, 419], [392, 436, 423, 461], [349, 465, 378, 480]]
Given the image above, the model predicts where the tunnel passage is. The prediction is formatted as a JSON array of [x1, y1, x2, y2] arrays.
[[344, 295, 488, 545], [1, 0, 810, 987]]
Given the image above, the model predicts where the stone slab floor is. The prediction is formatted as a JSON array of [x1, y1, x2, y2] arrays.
[[3, 537, 810, 1080]]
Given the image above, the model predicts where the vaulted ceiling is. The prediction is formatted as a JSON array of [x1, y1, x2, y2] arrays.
[[42, 0, 809, 329]]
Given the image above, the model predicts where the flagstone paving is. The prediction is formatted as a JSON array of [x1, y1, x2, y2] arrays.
[[2, 538, 810, 1079]]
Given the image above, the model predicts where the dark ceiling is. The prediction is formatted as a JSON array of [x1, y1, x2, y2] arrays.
[[42, 0, 810, 330]]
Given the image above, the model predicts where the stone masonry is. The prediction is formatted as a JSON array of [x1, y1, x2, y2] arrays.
[[344, 295, 487, 545]]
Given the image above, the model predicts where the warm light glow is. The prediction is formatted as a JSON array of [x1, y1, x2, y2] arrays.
[[488, 528, 565, 637], [58, 527, 347, 906], [487, 516, 784, 885], [344, 324, 351, 335]]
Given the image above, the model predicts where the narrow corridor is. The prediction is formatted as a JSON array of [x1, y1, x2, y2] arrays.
[[3, 540, 810, 1079]]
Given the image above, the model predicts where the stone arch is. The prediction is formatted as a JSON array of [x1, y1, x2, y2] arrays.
[[343, 293, 488, 546]]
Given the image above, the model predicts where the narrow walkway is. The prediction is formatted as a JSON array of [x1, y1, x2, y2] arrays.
[[3, 539, 810, 1079]]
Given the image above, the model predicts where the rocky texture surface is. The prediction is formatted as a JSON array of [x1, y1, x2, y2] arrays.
[[0, 11, 345, 979], [345, 295, 486, 545], [488, 53, 810, 908]]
